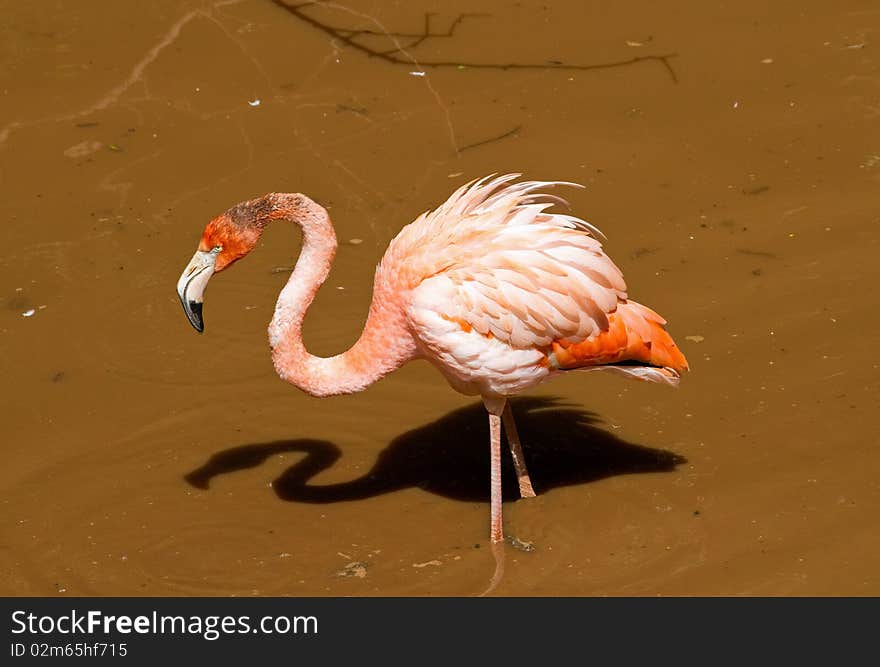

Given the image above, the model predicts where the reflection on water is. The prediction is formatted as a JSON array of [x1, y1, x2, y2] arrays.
[[2, 0, 879, 595]]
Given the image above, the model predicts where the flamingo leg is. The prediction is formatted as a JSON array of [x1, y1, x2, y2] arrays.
[[483, 397, 506, 544], [488, 409, 504, 543], [501, 403, 536, 499]]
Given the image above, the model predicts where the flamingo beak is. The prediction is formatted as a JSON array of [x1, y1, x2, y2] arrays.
[[176, 249, 218, 332]]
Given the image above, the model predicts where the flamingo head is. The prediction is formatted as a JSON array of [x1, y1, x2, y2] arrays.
[[176, 208, 264, 332]]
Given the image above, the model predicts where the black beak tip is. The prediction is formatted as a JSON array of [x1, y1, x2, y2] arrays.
[[187, 300, 204, 333]]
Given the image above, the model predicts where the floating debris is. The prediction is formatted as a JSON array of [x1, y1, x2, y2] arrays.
[[409, 71, 426, 77], [347, 238, 363, 245], [736, 248, 777, 258], [412, 560, 442, 568], [782, 205, 809, 217], [334, 561, 367, 578], [631, 246, 659, 259], [862, 154, 880, 169], [21, 309, 35, 317], [761, 58, 774, 64], [335, 103, 368, 116], [63, 140, 103, 158], [625, 40, 644, 47], [685, 335, 705, 343], [248, 99, 261, 107]]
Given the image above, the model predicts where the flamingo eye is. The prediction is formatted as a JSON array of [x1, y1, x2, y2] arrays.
[[211, 244, 223, 254]]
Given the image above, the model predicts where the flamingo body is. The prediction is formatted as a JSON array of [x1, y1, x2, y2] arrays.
[[385, 175, 687, 396]]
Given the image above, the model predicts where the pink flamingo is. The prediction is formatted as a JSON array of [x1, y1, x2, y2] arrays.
[[176, 175, 688, 544]]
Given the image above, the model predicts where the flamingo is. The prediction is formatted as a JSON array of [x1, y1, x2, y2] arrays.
[[176, 175, 688, 544]]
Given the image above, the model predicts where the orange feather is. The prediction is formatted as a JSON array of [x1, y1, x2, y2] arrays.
[[549, 301, 688, 373]]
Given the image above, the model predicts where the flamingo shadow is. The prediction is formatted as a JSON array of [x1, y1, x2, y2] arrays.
[[184, 397, 685, 503]]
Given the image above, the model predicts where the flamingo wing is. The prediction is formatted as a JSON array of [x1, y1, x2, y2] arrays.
[[411, 209, 627, 349]]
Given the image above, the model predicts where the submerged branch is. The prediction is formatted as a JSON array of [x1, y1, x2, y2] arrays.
[[459, 125, 522, 153], [272, 1, 678, 83]]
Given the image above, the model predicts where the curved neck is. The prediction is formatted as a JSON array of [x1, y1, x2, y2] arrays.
[[265, 193, 416, 397]]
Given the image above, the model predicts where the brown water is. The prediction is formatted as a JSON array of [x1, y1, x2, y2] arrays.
[[2, 0, 879, 596]]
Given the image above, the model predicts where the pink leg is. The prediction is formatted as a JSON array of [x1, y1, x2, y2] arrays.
[[502, 403, 536, 499], [488, 410, 503, 544]]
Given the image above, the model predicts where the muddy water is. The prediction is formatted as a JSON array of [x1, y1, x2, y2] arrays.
[[2, 0, 879, 596]]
